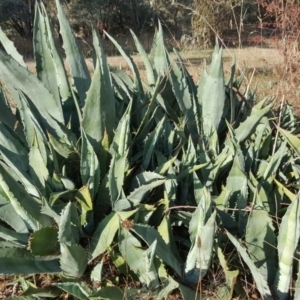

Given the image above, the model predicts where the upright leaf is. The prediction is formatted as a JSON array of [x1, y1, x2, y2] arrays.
[[227, 232, 273, 300], [60, 244, 88, 278], [34, 3, 61, 107], [142, 116, 165, 169], [245, 191, 277, 285], [82, 29, 115, 149], [80, 129, 100, 199], [274, 193, 300, 299], [90, 210, 137, 261], [199, 43, 225, 135], [0, 248, 61, 275], [0, 163, 50, 231], [0, 27, 26, 67], [55, 0, 91, 106], [130, 29, 156, 86], [0, 51, 65, 136]]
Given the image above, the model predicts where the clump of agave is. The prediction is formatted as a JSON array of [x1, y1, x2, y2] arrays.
[[0, 0, 300, 299]]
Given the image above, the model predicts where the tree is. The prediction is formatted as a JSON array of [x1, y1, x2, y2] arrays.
[[0, 0, 35, 39], [68, 0, 151, 36], [0, 0, 70, 40], [149, 0, 193, 36]]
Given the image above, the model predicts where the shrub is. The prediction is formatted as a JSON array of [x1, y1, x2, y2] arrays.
[[0, 1, 300, 299]]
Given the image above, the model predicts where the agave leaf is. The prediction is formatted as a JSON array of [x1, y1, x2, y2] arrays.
[[226, 56, 236, 123], [39, 2, 72, 102], [245, 190, 277, 285], [167, 53, 199, 142], [75, 186, 93, 228], [274, 178, 295, 201], [118, 227, 159, 288], [158, 215, 181, 261], [82, 29, 115, 150], [0, 87, 25, 139], [60, 244, 88, 277], [131, 224, 182, 276], [156, 155, 177, 175], [226, 155, 248, 236], [158, 276, 203, 300], [20, 278, 61, 298], [263, 141, 286, 181], [41, 197, 61, 224], [90, 210, 137, 261], [152, 20, 168, 76], [48, 131, 76, 159], [193, 172, 208, 206], [142, 116, 165, 169], [185, 196, 216, 284], [53, 282, 90, 300], [93, 174, 111, 223], [58, 202, 75, 246], [110, 100, 132, 159], [80, 129, 100, 199], [105, 31, 144, 97], [143, 83, 179, 125], [0, 27, 26, 68], [28, 227, 59, 256], [0, 225, 28, 247], [235, 101, 273, 143], [0, 248, 61, 275], [0, 121, 29, 176], [274, 193, 300, 299], [29, 133, 49, 193], [277, 126, 300, 158], [107, 55, 145, 131], [127, 172, 165, 205], [177, 162, 209, 183], [39, 2, 78, 129], [217, 247, 239, 299], [0, 200, 28, 233], [111, 68, 134, 90], [111, 69, 132, 95], [90, 286, 124, 300], [49, 190, 75, 206], [55, 0, 90, 106], [227, 232, 273, 300], [34, 3, 61, 106], [253, 117, 272, 161], [205, 143, 234, 186], [157, 276, 180, 300], [108, 153, 127, 205], [0, 163, 50, 231], [130, 29, 156, 86], [0, 123, 39, 197], [164, 165, 178, 203], [132, 105, 157, 146], [90, 261, 103, 283], [163, 121, 177, 157], [135, 76, 162, 138], [0, 52, 67, 136], [18, 90, 48, 161], [199, 43, 225, 136]]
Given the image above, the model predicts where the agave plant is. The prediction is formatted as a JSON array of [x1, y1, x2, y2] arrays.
[[0, 0, 300, 299]]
